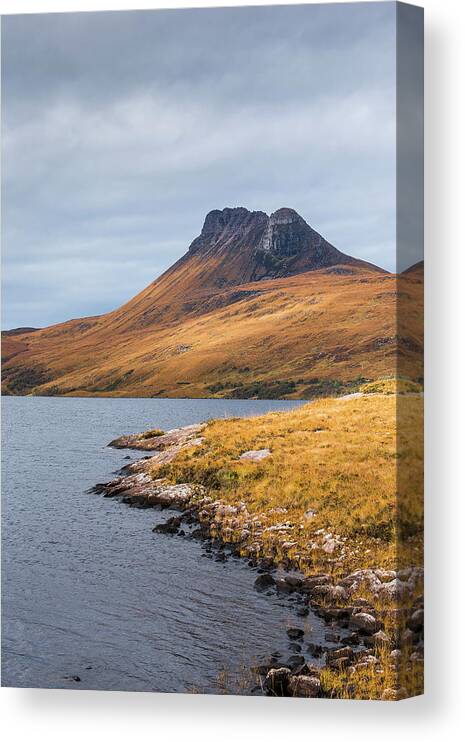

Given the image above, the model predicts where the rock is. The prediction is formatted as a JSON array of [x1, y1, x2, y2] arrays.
[[304, 509, 317, 520], [288, 675, 321, 698], [375, 569, 397, 583], [296, 606, 309, 617], [284, 574, 303, 589], [372, 630, 390, 647], [377, 578, 411, 602], [344, 632, 361, 646], [352, 597, 373, 609], [327, 585, 348, 602], [190, 528, 205, 540], [308, 643, 324, 657], [152, 516, 182, 535], [407, 608, 424, 632], [325, 632, 340, 643], [340, 569, 381, 596], [288, 643, 302, 653], [239, 449, 271, 462], [287, 655, 306, 670], [287, 627, 305, 640], [254, 573, 276, 591], [381, 687, 409, 701], [300, 663, 321, 678], [264, 667, 291, 696], [401, 628, 414, 645], [322, 538, 338, 554], [275, 578, 293, 593], [321, 607, 351, 621], [257, 558, 274, 570], [109, 423, 204, 452], [349, 612, 378, 634], [301, 574, 331, 592], [310, 584, 333, 597], [326, 646, 354, 669]]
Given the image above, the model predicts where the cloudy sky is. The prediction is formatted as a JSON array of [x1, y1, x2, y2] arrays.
[[2, 2, 402, 329]]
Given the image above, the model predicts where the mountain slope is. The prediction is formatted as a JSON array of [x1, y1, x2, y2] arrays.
[[1, 207, 422, 398]]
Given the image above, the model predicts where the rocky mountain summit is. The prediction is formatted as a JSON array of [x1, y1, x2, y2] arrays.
[[1, 203, 421, 399], [184, 206, 380, 287]]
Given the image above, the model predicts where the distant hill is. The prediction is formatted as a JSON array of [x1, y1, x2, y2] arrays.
[[1, 207, 422, 398], [2, 327, 40, 336]]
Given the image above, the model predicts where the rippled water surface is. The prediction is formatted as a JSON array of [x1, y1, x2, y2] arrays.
[[2, 396, 329, 693]]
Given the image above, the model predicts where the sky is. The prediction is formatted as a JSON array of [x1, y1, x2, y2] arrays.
[[1, 2, 417, 329]]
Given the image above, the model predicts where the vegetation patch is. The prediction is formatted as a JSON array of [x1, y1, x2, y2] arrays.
[[153, 392, 423, 575], [228, 380, 297, 399], [2, 364, 52, 394], [359, 378, 423, 395], [139, 428, 165, 440]]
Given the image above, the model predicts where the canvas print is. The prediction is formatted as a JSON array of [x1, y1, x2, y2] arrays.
[[1, 3, 424, 700]]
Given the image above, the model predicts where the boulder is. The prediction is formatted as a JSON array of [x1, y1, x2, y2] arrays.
[[375, 569, 397, 583], [288, 675, 321, 698], [284, 574, 303, 589], [377, 578, 411, 602], [152, 516, 182, 534], [381, 687, 409, 701], [275, 578, 293, 593], [326, 646, 354, 669], [401, 628, 414, 645], [254, 573, 276, 592], [287, 627, 305, 640], [301, 575, 332, 592], [327, 585, 348, 602], [372, 630, 390, 647], [239, 449, 271, 462], [265, 667, 291, 696], [307, 643, 324, 657], [287, 655, 306, 671], [349, 612, 378, 634], [407, 608, 424, 632]]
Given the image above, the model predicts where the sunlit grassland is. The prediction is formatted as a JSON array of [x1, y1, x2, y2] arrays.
[[155, 393, 423, 576]]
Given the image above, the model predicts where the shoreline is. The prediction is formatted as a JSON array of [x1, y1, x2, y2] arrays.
[[92, 407, 424, 700]]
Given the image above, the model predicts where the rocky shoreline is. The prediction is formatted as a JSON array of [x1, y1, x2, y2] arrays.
[[92, 423, 424, 700]]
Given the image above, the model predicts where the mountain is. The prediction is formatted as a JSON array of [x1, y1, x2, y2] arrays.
[[1, 207, 422, 398], [182, 206, 379, 287]]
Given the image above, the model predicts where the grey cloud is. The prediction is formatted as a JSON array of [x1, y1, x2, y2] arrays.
[[2, 2, 404, 329]]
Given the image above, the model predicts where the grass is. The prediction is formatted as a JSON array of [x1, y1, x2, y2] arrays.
[[152, 387, 424, 700], [139, 428, 164, 439], [359, 378, 423, 395], [154, 392, 423, 576], [2, 265, 423, 397]]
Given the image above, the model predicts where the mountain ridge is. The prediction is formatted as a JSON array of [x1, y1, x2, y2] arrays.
[[178, 206, 384, 290], [1, 207, 422, 398]]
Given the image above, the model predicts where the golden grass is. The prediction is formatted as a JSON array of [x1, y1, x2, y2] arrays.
[[155, 393, 423, 576], [2, 266, 423, 398], [156, 390, 423, 699], [359, 378, 423, 395], [139, 428, 164, 439]]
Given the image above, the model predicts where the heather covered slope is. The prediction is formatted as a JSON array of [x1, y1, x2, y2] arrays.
[[1, 207, 422, 398]]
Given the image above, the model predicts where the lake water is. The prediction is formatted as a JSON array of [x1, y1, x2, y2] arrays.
[[2, 396, 328, 694]]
